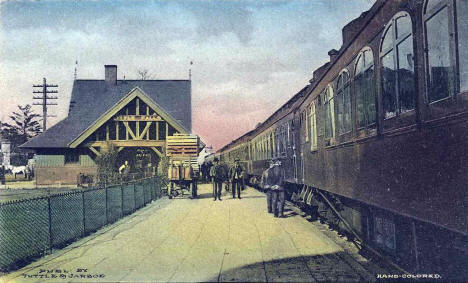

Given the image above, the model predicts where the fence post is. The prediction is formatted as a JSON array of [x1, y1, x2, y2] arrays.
[[143, 179, 146, 205], [153, 178, 159, 200], [153, 178, 160, 200], [105, 186, 108, 224], [133, 181, 136, 212], [47, 196, 52, 251], [121, 184, 124, 216], [82, 191, 86, 236]]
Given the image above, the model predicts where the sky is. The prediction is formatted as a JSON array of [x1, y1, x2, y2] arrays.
[[0, 0, 375, 150]]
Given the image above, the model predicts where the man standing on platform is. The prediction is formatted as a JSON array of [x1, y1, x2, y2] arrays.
[[210, 158, 225, 201], [229, 158, 243, 199], [261, 158, 286, 217], [261, 161, 274, 214]]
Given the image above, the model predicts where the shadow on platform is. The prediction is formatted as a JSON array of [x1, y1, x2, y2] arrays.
[[196, 192, 215, 199]]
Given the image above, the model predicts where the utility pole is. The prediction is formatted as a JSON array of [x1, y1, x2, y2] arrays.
[[33, 78, 58, 131]]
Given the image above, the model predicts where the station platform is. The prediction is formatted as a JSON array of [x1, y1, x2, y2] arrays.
[[1, 184, 391, 282]]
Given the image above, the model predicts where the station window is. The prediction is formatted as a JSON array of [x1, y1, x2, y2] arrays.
[[424, 0, 455, 102], [336, 70, 351, 134], [65, 151, 79, 164], [381, 12, 415, 119], [324, 85, 335, 141], [309, 100, 318, 150], [354, 47, 376, 128]]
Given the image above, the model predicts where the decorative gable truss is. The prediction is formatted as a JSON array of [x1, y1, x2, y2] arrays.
[[69, 87, 189, 157]]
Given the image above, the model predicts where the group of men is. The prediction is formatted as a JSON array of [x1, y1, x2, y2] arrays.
[[209, 157, 244, 201], [199, 161, 213, 182], [207, 156, 286, 218]]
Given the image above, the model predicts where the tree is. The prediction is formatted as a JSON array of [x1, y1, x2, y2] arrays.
[[95, 142, 119, 186], [1, 104, 42, 152], [157, 147, 170, 184], [136, 69, 153, 80]]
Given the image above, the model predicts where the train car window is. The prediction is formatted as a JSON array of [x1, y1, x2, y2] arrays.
[[426, 0, 443, 12], [309, 100, 318, 150], [283, 126, 287, 155], [336, 70, 352, 134], [380, 12, 415, 119], [276, 131, 280, 156], [304, 109, 309, 142], [324, 85, 335, 141], [458, 0, 468, 92], [381, 24, 393, 52], [354, 47, 376, 128], [424, 1, 455, 102], [269, 134, 273, 158]]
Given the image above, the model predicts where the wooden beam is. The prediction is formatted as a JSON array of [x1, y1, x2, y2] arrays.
[[117, 147, 124, 153], [89, 146, 101, 156], [136, 122, 140, 138], [151, 146, 163, 157], [156, 121, 159, 140], [166, 122, 169, 138], [85, 140, 166, 147], [146, 107, 150, 140], [136, 98, 140, 115], [125, 116, 129, 140], [106, 124, 109, 141], [116, 122, 119, 140], [139, 122, 152, 139], [136, 99, 140, 139], [123, 121, 137, 140]]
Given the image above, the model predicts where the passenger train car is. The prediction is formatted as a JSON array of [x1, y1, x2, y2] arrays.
[[217, 0, 467, 278]]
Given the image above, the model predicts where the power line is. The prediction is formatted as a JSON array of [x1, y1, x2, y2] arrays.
[[33, 78, 58, 131]]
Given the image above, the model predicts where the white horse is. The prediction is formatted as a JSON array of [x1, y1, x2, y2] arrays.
[[11, 165, 27, 179]]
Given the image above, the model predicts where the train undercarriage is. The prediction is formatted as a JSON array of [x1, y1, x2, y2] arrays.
[[246, 176, 467, 280]]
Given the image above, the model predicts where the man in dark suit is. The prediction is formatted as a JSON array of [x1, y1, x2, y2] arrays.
[[229, 158, 244, 199], [210, 158, 225, 201]]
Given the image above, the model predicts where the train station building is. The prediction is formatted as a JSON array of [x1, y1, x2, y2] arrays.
[[21, 65, 192, 185]]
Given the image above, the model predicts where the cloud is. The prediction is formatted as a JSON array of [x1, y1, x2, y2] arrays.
[[185, 1, 254, 44]]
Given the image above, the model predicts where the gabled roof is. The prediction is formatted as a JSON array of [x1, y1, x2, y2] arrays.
[[21, 79, 191, 149]]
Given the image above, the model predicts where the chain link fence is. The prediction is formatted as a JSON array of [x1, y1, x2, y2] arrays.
[[0, 176, 163, 271]]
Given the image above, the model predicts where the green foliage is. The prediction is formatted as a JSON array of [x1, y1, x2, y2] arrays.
[[10, 153, 28, 166], [95, 143, 119, 186], [157, 147, 170, 184], [1, 104, 42, 152]]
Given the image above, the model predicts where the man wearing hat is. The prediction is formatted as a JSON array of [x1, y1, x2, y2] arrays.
[[229, 158, 244, 199], [210, 157, 226, 201], [261, 157, 286, 217]]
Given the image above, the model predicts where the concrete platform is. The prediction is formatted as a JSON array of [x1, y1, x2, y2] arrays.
[[1, 184, 385, 282]]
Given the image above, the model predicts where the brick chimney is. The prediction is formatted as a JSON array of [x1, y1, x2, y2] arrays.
[[105, 65, 117, 86]]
